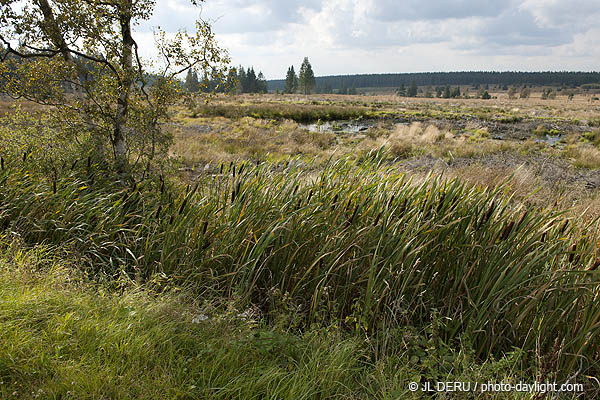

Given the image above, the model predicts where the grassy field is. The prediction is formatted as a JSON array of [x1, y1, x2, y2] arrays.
[[1, 93, 600, 398]]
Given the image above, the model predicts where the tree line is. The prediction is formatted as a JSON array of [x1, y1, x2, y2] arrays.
[[184, 65, 267, 94], [269, 71, 600, 92]]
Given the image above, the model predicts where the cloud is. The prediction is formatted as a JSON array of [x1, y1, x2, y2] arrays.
[[133, 0, 600, 78], [367, 0, 510, 21]]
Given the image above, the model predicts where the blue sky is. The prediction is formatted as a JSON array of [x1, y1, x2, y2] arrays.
[[134, 0, 600, 79]]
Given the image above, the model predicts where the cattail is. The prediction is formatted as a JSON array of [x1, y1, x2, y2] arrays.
[[568, 244, 576, 263], [232, 164, 236, 178], [306, 189, 313, 204], [348, 204, 359, 225], [588, 259, 600, 271], [560, 220, 569, 235], [160, 178, 165, 195], [516, 210, 528, 229], [178, 195, 189, 215], [541, 232, 547, 243], [71, 159, 78, 170], [331, 193, 339, 211], [155, 205, 162, 219], [292, 184, 299, 196], [373, 212, 381, 226], [386, 194, 395, 209], [202, 221, 208, 235], [238, 163, 244, 176], [500, 221, 515, 241], [219, 163, 224, 174], [87, 156, 91, 172], [1, 156, 4, 170], [52, 179, 57, 194], [23, 152, 27, 162], [344, 199, 352, 212]]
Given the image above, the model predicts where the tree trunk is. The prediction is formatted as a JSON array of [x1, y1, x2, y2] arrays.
[[113, 0, 135, 174]]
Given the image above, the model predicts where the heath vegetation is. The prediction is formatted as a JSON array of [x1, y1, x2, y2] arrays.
[[1, 1, 600, 398]]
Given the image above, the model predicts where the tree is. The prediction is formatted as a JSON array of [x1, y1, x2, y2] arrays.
[[397, 83, 406, 97], [443, 85, 451, 99], [298, 57, 315, 95], [508, 87, 518, 99], [256, 72, 267, 94], [284, 66, 298, 94], [0, 0, 230, 175], [520, 87, 531, 99], [481, 90, 491, 100], [407, 81, 418, 97], [185, 69, 200, 93]]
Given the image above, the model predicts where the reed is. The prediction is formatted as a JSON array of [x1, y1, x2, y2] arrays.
[[1, 150, 598, 377]]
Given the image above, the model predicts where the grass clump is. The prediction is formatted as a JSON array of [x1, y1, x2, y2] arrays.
[[4, 240, 583, 399], [0, 240, 370, 399], [1, 150, 599, 385]]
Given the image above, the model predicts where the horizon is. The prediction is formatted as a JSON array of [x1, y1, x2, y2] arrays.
[[265, 70, 600, 81]]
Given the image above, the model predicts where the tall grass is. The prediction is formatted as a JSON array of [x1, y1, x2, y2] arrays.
[[1, 151, 599, 378], [193, 102, 376, 122]]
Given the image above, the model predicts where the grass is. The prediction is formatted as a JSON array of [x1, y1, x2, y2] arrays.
[[2, 240, 593, 399], [0, 240, 369, 399], [2, 152, 599, 383], [3, 94, 600, 398]]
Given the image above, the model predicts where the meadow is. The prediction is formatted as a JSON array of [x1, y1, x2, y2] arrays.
[[1, 92, 600, 399]]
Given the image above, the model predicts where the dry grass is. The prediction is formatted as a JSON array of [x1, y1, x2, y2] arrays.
[[170, 116, 336, 164]]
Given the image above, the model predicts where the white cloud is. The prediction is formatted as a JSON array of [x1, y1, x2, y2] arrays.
[[132, 0, 600, 79]]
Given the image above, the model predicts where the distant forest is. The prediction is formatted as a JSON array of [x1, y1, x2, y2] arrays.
[[267, 71, 600, 92]]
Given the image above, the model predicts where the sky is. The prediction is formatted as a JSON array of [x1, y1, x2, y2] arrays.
[[135, 0, 600, 79]]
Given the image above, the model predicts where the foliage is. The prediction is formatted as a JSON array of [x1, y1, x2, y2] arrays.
[[298, 57, 316, 95], [268, 71, 600, 92], [185, 69, 200, 93], [4, 242, 590, 399], [1, 152, 599, 381], [0, 0, 230, 174], [407, 80, 418, 97], [284, 65, 298, 94]]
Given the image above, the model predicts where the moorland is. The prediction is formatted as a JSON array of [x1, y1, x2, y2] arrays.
[[1, 90, 600, 399]]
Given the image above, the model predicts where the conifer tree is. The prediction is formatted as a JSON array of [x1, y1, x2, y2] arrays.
[[257, 72, 268, 93], [298, 57, 315, 95], [407, 80, 418, 97], [397, 83, 406, 96], [285, 66, 298, 94], [184, 69, 200, 93]]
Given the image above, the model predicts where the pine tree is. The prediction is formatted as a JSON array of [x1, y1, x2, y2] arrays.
[[407, 80, 418, 97], [184, 69, 200, 92], [285, 66, 298, 94], [298, 57, 316, 95], [237, 66, 247, 93], [443, 85, 451, 99], [247, 67, 257, 93], [397, 83, 406, 96], [257, 72, 268, 93]]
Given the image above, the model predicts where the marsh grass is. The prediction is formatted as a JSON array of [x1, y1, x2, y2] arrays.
[[1, 151, 599, 381], [4, 240, 584, 399]]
